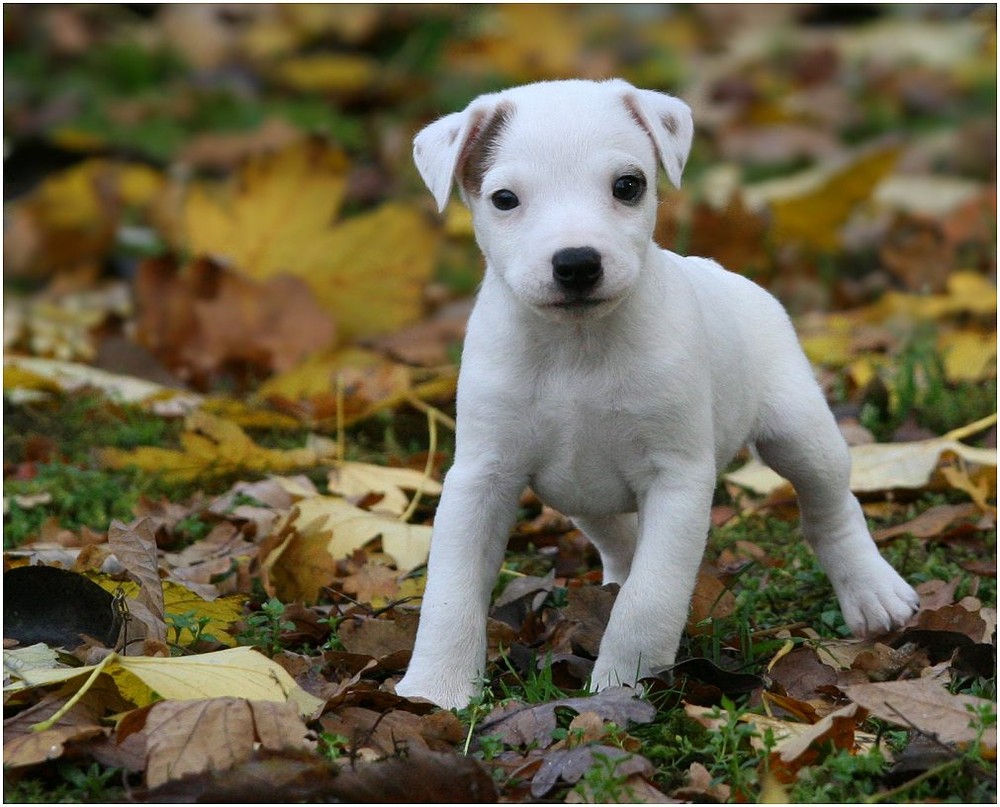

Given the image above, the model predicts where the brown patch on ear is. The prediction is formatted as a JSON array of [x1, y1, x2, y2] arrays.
[[623, 95, 652, 140], [661, 113, 678, 136], [458, 102, 514, 197]]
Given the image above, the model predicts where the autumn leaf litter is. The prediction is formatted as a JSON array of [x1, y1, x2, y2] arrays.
[[3, 4, 997, 804]]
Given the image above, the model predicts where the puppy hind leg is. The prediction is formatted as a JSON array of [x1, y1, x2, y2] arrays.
[[754, 394, 918, 636], [573, 513, 639, 586]]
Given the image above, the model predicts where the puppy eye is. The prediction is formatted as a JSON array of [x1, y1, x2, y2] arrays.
[[491, 189, 520, 210], [612, 174, 646, 204]]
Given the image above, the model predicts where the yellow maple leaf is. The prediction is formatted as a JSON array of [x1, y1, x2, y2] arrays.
[[183, 141, 439, 341], [184, 138, 350, 274]]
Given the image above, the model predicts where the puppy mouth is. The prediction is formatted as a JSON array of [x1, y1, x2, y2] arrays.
[[548, 298, 606, 310]]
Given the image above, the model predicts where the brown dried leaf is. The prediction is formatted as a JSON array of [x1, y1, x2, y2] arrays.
[[337, 614, 418, 658], [769, 702, 866, 783], [340, 563, 401, 605], [767, 647, 838, 701], [530, 745, 654, 799], [687, 570, 737, 635], [845, 679, 997, 748], [476, 687, 656, 749], [131, 697, 312, 789], [563, 584, 618, 656], [134, 256, 335, 386], [108, 518, 166, 644], [673, 760, 732, 803], [874, 503, 983, 543]]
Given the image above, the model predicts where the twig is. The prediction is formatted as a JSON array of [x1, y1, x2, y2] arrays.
[[335, 372, 346, 464], [399, 403, 438, 523], [943, 413, 998, 443], [865, 758, 964, 803]]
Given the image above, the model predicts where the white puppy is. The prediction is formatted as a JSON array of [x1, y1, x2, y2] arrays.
[[396, 79, 919, 709]]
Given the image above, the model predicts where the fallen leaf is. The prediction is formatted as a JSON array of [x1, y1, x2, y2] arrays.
[[122, 697, 313, 789], [768, 702, 867, 783], [293, 495, 433, 574], [328, 461, 442, 517], [3, 647, 324, 720], [845, 678, 997, 749], [476, 687, 656, 749], [3, 355, 201, 409], [530, 745, 654, 799], [687, 570, 737, 635], [183, 139, 438, 341], [337, 614, 418, 658], [673, 760, 732, 802], [750, 144, 900, 252], [725, 430, 996, 496], [340, 563, 402, 606], [273, 53, 379, 95], [873, 502, 982, 543], [184, 138, 349, 276], [133, 255, 336, 386], [100, 410, 336, 483], [108, 519, 166, 645]]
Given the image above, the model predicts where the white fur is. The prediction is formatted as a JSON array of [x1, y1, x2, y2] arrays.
[[397, 79, 918, 709]]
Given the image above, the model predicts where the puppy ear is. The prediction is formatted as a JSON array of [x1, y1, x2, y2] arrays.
[[413, 96, 509, 213], [623, 88, 693, 188], [413, 110, 472, 213]]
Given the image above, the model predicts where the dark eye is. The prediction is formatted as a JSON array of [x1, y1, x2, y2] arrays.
[[491, 189, 520, 210], [612, 174, 646, 204]]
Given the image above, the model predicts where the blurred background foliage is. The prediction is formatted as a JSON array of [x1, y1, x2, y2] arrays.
[[3, 4, 996, 439]]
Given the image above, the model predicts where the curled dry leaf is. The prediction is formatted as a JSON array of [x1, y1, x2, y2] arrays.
[[768, 702, 867, 784], [108, 518, 166, 645]]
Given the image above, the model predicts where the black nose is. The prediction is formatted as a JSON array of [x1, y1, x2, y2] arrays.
[[552, 247, 603, 293]]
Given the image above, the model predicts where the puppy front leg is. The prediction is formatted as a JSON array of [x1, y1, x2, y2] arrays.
[[396, 462, 523, 709], [590, 473, 714, 689]]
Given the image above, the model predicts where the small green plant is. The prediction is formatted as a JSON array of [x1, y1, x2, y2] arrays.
[[165, 610, 218, 652], [573, 751, 637, 802], [496, 653, 577, 704], [318, 731, 352, 761], [237, 598, 295, 657]]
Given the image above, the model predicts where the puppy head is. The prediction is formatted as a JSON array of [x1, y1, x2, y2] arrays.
[[413, 79, 693, 321]]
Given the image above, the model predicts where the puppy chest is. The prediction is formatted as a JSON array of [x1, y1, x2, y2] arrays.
[[526, 409, 642, 515]]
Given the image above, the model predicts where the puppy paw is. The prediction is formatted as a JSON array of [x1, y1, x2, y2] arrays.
[[835, 561, 919, 637], [395, 673, 479, 710]]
